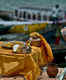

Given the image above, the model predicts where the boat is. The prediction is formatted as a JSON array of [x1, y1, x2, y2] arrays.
[[9, 6, 51, 21], [0, 25, 12, 33], [0, 19, 66, 34], [8, 6, 65, 21], [51, 44, 66, 67], [0, 21, 50, 33], [0, 5, 65, 22]]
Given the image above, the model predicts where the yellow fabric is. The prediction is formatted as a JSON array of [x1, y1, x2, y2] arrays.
[[30, 32, 54, 66], [31, 46, 45, 67], [0, 38, 54, 79], [0, 42, 41, 80], [25, 71, 33, 80]]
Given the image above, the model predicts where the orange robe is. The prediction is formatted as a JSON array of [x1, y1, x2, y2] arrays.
[[39, 34, 54, 66], [27, 32, 54, 67]]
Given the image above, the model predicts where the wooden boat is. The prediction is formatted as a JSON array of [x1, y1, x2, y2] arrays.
[[9, 22, 48, 33], [0, 25, 12, 33], [0, 21, 49, 33], [9, 6, 51, 21], [0, 20, 66, 34]]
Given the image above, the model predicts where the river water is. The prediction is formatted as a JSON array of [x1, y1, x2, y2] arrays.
[[0, 0, 66, 10]]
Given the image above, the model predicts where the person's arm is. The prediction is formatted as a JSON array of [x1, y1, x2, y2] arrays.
[[40, 35, 54, 62], [45, 42, 54, 62]]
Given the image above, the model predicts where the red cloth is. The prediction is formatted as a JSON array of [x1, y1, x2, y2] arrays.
[[55, 36, 60, 45]]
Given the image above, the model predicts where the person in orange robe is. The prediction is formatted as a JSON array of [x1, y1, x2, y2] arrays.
[[27, 32, 54, 67]]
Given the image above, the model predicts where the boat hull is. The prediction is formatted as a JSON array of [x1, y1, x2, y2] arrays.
[[0, 25, 11, 33], [8, 23, 48, 33]]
